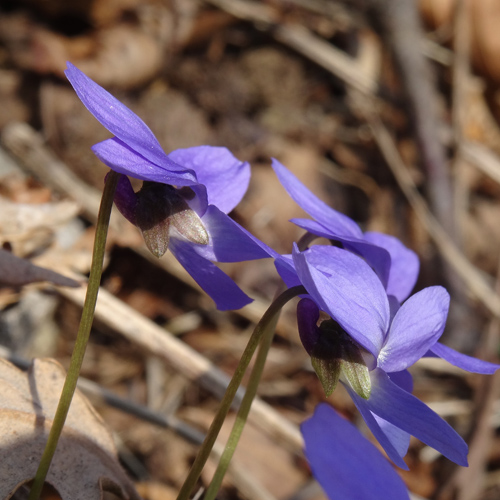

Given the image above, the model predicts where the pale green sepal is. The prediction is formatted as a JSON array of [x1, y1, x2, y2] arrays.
[[311, 356, 341, 397], [340, 341, 372, 399]]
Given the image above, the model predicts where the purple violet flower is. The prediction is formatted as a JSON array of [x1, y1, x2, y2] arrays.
[[272, 159, 419, 303], [302, 404, 410, 500], [278, 244, 499, 469], [272, 158, 496, 381], [65, 62, 275, 310]]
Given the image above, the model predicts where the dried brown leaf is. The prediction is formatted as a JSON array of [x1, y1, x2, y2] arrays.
[[0, 358, 141, 500], [72, 25, 163, 90], [12, 23, 163, 90], [0, 249, 79, 288], [0, 197, 79, 256]]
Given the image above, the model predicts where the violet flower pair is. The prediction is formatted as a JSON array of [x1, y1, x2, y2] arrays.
[[66, 62, 499, 499]]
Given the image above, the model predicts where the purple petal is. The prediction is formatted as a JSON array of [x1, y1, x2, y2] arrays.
[[291, 219, 391, 289], [111, 173, 137, 224], [363, 368, 468, 466], [301, 404, 410, 500], [169, 238, 252, 310], [168, 146, 250, 214], [292, 245, 389, 357], [290, 218, 344, 241], [186, 205, 276, 263], [388, 295, 401, 322], [272, 159, 363, 239], [364, 232, 419, 303], [372, 413, 411, 458], [431, 342, 500, 374], [93, 138, 198, 186], [296, 298, 321, 354], [342, 240, 391, 289], [344, 387, 410, 470], [388, 370, 414, 393], [274, 254, 301, 288], [184, 184, 209, 217], [379, 287, 450, 372], [65, 63, 192, 175]]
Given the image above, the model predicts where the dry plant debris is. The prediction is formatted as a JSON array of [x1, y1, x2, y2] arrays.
[[0, 248, 79, 288], [0, 358, 141, 500]]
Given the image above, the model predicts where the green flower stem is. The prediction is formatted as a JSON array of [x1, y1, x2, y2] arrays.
[[28, 171, 119, 500], [176, 285, 305, 500], [203, 293, 280, 500]]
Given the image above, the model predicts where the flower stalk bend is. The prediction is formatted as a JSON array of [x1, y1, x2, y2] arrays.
[[175, 285, 305, 500]]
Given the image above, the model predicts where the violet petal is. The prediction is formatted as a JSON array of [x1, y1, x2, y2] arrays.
[[169, 146, 250, 214], [301, 404, 410, 500], [379, 287, 450, 372]]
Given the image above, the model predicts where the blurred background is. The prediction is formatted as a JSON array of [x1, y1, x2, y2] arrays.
[[1, 0, 500, 499]]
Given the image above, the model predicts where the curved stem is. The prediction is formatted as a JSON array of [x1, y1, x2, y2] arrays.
[[203, 295, 280, 500], [28, 171, 119, 500], [176, 285, 305, 500], [297, 231, 318, 251]]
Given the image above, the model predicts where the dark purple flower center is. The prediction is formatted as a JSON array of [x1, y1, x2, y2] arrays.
[[306, 318, 371, 399], [135, 182, 209, 258]]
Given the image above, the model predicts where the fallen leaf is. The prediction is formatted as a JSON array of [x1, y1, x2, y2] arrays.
[[0, 196, 79, 256], [0, 249, 79, 288], [0, 358, 141, 500], [11, 23, 164, 90]]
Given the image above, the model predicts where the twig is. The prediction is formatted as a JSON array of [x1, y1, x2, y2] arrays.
[[272, 0, 355, 25], [462, 141, 500, 186], [57, 281, 303, 453], [0, 122, 295, 333], [364, 112, 500, 318], [367, 0, 456, 238], [453, 254, 500, 500], [451, 0, 470, 149], [272, 23, 377, 94], [450, 0, 470, 236], [203, 0, 377, 94]]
